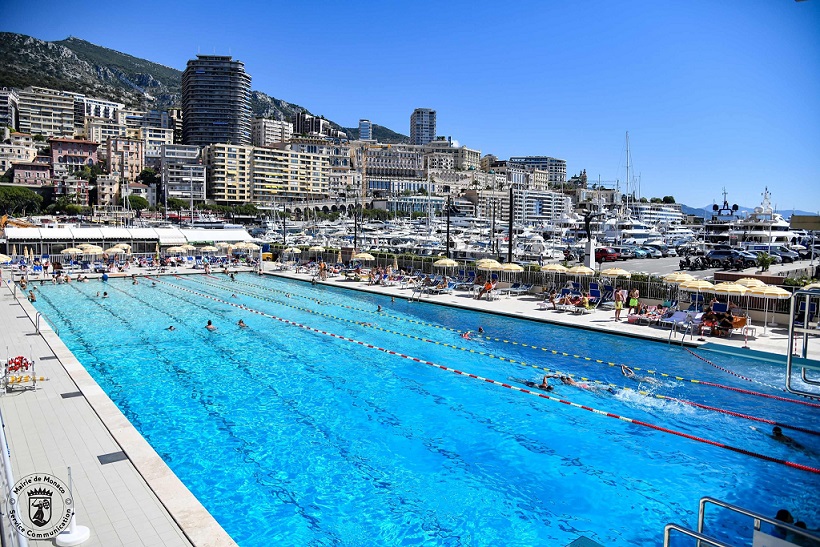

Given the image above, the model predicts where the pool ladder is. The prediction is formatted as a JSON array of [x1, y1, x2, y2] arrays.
[[785, 288, 820, 401], [664, 496, 820, 546]]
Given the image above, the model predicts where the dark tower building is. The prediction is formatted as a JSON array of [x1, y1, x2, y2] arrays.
[[182, 55, 252, 146]]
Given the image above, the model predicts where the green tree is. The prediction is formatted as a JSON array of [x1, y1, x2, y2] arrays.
[[649, 197, 662, 203], [756, 252, 775, 273], [0, 186, 43, 215], [123, 195, 149, 211], [167, 197, 188, 211], [136, 168, 160, 186], [662, 195, 676, 204]]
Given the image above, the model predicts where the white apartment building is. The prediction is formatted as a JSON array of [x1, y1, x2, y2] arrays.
[[0, 88, 19, 131], [160, 144, 206, 207], [508, 156, 567, 187], [17, 86, 75, 137], [251, 117, 292, 146], [515, 188, 573, 225], [286, 138, 352, 199], [423, 139, 480, 170], [0, 132, 37, 174], [81, 117, 127, 158], [96, 175, 120, 206], [410, 108, 436, 146], [74, 96, 124, 130], [629, 202, 684, 226], [139, 127, 174, 168]]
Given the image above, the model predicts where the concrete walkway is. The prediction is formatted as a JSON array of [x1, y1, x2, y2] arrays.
[[261, 265, 820, 363], [0, 273, 237, 547]]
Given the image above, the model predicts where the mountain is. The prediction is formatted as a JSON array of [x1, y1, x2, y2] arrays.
[[342, 124, 409, 144], [0, 33, 410, 143]]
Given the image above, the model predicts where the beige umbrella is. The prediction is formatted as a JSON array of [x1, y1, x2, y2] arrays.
[[352, 252, 375, 261], [392, 255, 399, 271], [735, 277, 766, 288], [434, 258, 458, 268], [501, 262, 524, 272], [0, 253, 12, 263], [165, 246, 187, 254], [663, 272, 694, 284], [283, 246, 302, 254], [712, 282, 747, 297], [11, 245, 16, 257], [105, 247, 127, 255], [215, 242, 232, 249], [81, 245, 104, 255], [804, 282, 820, 290], [61, 248, 85, 255], [542, 264, 568, 273], [200, 246, 218, 252], [679, 278, 715, 309], [308, 245, 325, 252], [476, 259, 502, 271], [601, 267, 631, 278], [114, 243, 132, 250], [567, 265, 594, 276], [337, 250, 343, 264], [182, 244, 197, 251], [746, 284, 791, 336], [241, 243, 261, 251], [155, 243, 160, 261]]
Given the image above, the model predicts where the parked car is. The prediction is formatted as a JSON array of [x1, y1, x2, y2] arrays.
[[744, 244, 797, 263], [639, 246, 663, 259], [705, 249, 757, 269], [630, 247, 650, 259], [612, 246, 635, 259], [595, 247, 621, 262]]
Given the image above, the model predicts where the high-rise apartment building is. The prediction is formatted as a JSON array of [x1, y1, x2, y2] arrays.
[[182, 55, 252, 147], [410, 108, 436, 146], [0, 88, 20, 131], [507, 156, 567, 187], [204, 143, 254, 204], [17, 87, 75, 137], [358, 119, 372, 141], [160, 144, 206, 207], [252, 117, 293, 146]]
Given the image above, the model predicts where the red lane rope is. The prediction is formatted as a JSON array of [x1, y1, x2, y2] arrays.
[[146, 275, 820, 476], [657, 396, 820, 436], [697, 380, 820, 409], [684, 348, 820, 402]]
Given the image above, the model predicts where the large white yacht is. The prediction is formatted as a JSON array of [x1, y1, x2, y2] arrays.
[[729, 188, 799, 246]]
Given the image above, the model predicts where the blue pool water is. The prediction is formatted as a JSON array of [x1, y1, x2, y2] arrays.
[[30, 273, 820, 546]]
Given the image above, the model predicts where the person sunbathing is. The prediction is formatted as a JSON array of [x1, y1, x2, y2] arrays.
[[558, 294, 582, 306]]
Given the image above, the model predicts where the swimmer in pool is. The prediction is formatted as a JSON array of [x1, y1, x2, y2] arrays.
[[206, 320, 216, 331], [621, 365, 660, 385], [237, 319, 248, 328]]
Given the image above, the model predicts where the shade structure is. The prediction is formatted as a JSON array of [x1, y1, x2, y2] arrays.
[[663, 272, 694, 284], [0, 254, 12, 263], [215, 242, 232, 249], [308, 245, 325, 252], [746, 284, 791, 335], [501, 262, 524, 272], [803, 282, 820, 290], [433, 258, 458, 268], [283, 246, 302, 254], [476, 259, 502, 271], [81, 245, 104, 255], [105, 247, 127, 254], [165, 246, 187, 254], [238, 243, 260, 251], [181, 244, 197, 251], [114, 243, 131, 250], [567, 265, 594, 276], [711, 282, 747, 297], [352, 252, 375, 261], [61, 248, 85, 255], [735, 277, 766, 288], [679, 279, 714, 292], [600, 267, 631, 278], [200, 246, 218, 252], [542, 264, 568, 273]]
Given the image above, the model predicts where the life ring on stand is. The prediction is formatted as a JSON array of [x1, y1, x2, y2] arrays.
[[6, 356, 32, 373]]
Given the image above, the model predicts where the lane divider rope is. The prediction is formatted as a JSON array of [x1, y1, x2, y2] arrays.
[[683, 347, 805, 395], [185, 275, 820, 410], [147, 275, 820, 475]]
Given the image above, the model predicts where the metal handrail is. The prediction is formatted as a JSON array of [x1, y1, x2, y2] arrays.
[[0, 409, 29, 547], [34, 312, 58, 336], [785, 290, 820, 399], [698, 496, 820, 545], [664, 524, 729, 547]]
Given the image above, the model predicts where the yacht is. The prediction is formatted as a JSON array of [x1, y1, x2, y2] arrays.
[[602, 214, 662, 245], [702, 190, 740, 245], [730, 188, 800, 247]]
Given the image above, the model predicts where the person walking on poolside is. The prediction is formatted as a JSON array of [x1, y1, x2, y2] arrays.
[[614, 286, 624, 321], [206, 320, 216, 331], [628, 288, 640, 315]]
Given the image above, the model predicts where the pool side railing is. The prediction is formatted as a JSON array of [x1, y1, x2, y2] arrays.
[[664, 496, 820, 547], [0, 408, 29, 547]]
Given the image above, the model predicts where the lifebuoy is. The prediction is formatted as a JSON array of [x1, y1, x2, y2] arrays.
[[6, 356, 32, 372]]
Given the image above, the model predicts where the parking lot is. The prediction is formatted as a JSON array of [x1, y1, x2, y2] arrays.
[[586, 254, 819, 278]]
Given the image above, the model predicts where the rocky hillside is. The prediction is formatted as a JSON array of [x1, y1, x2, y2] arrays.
[[0, 32, 409, 143]]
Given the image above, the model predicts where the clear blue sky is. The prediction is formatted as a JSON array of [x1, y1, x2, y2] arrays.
[[3, 0, 819, 212]]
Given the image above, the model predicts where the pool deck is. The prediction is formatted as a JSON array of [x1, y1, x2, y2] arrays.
[[261, 265, 820, 364], [0, 265, 816, 547], [0, 271, 240, 547]]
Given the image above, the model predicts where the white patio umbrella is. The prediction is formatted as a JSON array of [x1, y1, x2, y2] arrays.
[[663, 272, 694, 284], [61, 248, 85, 255], [215, 242, 232, 249], [476, 259, 502, 270], [679, 278, 714, 308], [433, 258, 458, 268], [735, 277, 766, 288], [200, 246, 218, 253], [0, 254, 12, 263], [283, 246, 302, 254], [746, 284, 791, 336], [105, 247, 127, 255], [114, 243, 132, 250], [352, 252, 375, 261], [165, 246, 187, 254], [601, 267, 631, 279]]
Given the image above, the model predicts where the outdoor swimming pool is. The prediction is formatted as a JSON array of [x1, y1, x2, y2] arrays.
[[31, 273, 820, 546]]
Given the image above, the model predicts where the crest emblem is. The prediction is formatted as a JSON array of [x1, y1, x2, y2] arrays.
[[28, 487, 52, 527]]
